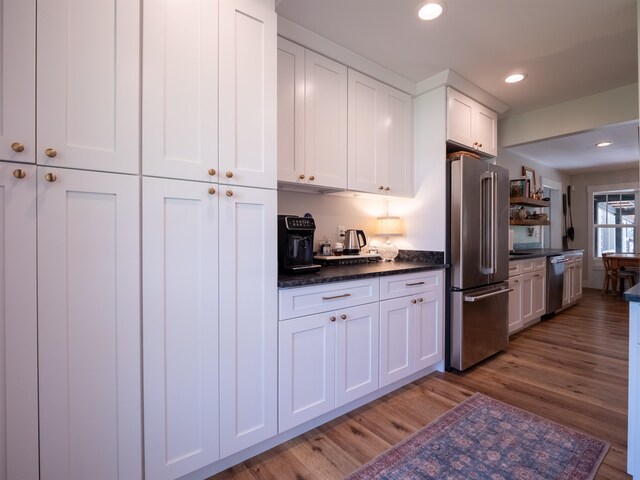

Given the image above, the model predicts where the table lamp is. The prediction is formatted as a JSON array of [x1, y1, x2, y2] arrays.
[[377, 216, 403, 261]]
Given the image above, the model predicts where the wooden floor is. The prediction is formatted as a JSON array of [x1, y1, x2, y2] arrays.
[[212, 289, 631, 479]]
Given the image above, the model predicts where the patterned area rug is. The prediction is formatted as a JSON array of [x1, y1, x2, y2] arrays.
[[347, 393, 609, 480]]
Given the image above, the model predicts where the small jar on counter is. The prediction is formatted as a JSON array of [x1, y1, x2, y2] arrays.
[[333, 242, 344, 256]]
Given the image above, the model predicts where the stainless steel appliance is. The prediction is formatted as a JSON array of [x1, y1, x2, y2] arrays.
[[546, 255, 567, 313], [343, 229, 367, 255], [449, 154, 510, 371], [278, 215, 321, 274]]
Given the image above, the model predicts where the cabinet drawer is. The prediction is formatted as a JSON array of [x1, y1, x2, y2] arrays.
[[508, 261, 522, 277], [279, 279, 380, 320], [534, 258, 546, 270], [379, 270, 443, 300]]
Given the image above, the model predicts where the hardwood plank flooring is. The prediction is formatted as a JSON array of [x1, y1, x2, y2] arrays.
[[211, 289, 631, 479]]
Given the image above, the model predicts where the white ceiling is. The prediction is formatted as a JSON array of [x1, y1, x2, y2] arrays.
[[276, 0, 639, 174]]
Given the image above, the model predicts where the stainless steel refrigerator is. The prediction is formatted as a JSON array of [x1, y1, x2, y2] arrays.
[[448, 154, 510, 371]]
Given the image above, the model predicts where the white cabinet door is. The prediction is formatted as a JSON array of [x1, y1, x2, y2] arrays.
[[278, 312, 336, 433], [142, 177, 219, 479], [475, 104, 498, 156], [562, 264, 572, 306], [219, 186, 277, 457], [37, 0, 139, 173], [508, 276, 523, 334], [336, 303, 379, 407], [0, 163, 38, 479], [277, 37, 306, 184], [385, 87, 413, 196], [219, 0, 276, 189], [532, 270, 546, 317], [447, 88, 474, 149], [571, 261, 583, 302], [520, 273, 534, 324], [379, 297, 413, 387], [414, 290, 443, 370], [0, 1, 35, 164], [37, 167, 141, 479], [142, 0, 218, 182], [305, 50, 347, 189]]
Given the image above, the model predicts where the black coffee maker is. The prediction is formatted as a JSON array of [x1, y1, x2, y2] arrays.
[[278, 214, 321, 274]]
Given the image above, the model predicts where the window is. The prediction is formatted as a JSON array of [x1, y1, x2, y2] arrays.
[[593, 190, 638, 256]]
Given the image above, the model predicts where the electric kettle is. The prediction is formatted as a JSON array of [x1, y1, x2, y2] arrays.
[[343, 229, 367, 255]]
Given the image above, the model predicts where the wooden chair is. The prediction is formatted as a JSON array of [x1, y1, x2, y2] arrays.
[[602, 252, 636, 296]]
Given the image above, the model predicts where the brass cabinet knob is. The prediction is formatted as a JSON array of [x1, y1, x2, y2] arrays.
[[11, 142, 25, 153], [411, 299, 417, 304], [208, 187, 216, 195], [226, 171, 233, 178], [473, 142, 478, 147], [44, 172, 57, 182], [478, 143, 483, 148], [309, 175, 315, 181], [384, 187, 390, 191], [378, 185, 384, 190], [299, 174, 305, 180], [329, 316, 336, 322], [340, 314, 347, 320], [226, 190, 233, 197], [418, 298, 424, 303], [45, 148, 57, 158], [208, 168, 216, 176], [12, 169, 26, 179]]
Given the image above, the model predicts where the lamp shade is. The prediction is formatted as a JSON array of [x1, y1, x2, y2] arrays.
[[376, 216, 403, 236]]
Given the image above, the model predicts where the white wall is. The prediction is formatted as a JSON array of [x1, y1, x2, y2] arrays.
[[568, 168, 640, 289]]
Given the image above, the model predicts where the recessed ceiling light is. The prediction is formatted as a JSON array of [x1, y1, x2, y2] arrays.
[[505, 73, 527, 84], [596, 141, 613, 147], [418, 2, 443, 20]]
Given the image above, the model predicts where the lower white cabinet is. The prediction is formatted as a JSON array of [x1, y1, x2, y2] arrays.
[[563, 254, 583, 306], [509, 258, 546, 333], [142, 177, 220, 479], [508, 276, 523, 333], [278, 302, 379, 432], [0, 163, 39, 479], [628, 301, 640, 476], [37, 167, 142, 479]]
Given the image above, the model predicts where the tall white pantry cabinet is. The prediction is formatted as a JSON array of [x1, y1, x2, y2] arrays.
[[1, 0, 277, 479]]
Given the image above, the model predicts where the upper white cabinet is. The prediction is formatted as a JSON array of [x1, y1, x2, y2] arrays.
[[348, 69, 412, 196], [219, 0, 276, 189], [142, 177, 220, 479], [219, 185, 277, 457], [0, 163, 39, 480], [447, 87, 497, 157], [37, 167, 142, 479], [37, 0, 140, 173], [0, 0, 35, 164], [277, 38, 348, 189], [142, 0, 219, 182]]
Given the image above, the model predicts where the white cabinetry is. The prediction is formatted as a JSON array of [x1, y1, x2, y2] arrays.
[[37, 0, 140, 173], [508, 257, 546, 333], [219, 186, 277, 457], [142, 177, 220, 479], [277, 38, 347, 189], [348, 69, 413, 196], [0, 164, 38, 479], [278, 279, 380, 432], [0, 1, 35, 164], [447, 88, 497, 157], [37, 167, 142, 479], [628, 301, 640, 476], [379, 271, 443, 387], [563, 253, 583, 306]]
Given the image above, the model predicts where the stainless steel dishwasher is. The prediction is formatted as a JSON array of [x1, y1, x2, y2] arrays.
[[547, 255, 567, 313]]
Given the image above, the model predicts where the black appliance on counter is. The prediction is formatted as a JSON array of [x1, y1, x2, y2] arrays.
[[278, 214, 321, 274]]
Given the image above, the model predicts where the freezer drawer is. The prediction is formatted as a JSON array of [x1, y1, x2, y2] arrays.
[[450, 283, 510, 371]]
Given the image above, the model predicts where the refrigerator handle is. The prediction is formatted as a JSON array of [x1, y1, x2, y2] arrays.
[[464, 287, 513, 302], [480, 171, 497, 275]]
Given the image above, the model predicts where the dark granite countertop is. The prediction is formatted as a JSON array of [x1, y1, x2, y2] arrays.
[[624, 284, 640, 303], [278, 261, 447, 289], [509, 248, 584, 261]]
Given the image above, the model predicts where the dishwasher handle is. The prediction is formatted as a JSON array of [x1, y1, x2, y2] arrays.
[[464, 287, 513, 303]]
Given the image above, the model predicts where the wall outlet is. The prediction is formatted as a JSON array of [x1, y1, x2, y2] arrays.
[[337, 225, 346, 239]]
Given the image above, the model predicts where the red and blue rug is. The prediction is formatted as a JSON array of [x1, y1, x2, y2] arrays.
[[347, 393, 609, 480]]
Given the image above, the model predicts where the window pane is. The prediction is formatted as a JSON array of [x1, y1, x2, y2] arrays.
[[594, 226, 636, 255], [621, 194, 635, 224], [594, 194, 607, 224]]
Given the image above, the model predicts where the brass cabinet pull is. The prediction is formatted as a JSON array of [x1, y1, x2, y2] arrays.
[[411, 299, 417, 304], [208, 168, 216, 176], [44, 172, 57, 182], [406, 281, 425, 286], [340, 314, 347, 320], [378, 186, 384, 190], [478, 143, 483, 148], [322, 293, 351, 300], [309, 175, 315, 181], [11, 142, 24, 153], [208, 187, 216, 195], [473, 142, 478, 147], [226, 190, 233, 197], [418, 298, 424, 302], [384, 187, 390, 191], [226, 171, 233, 178], [329, 316, 336, 322], [45, 148, 57, 158], [12, 169, 26, 179], [299, 174, 305, 180]]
